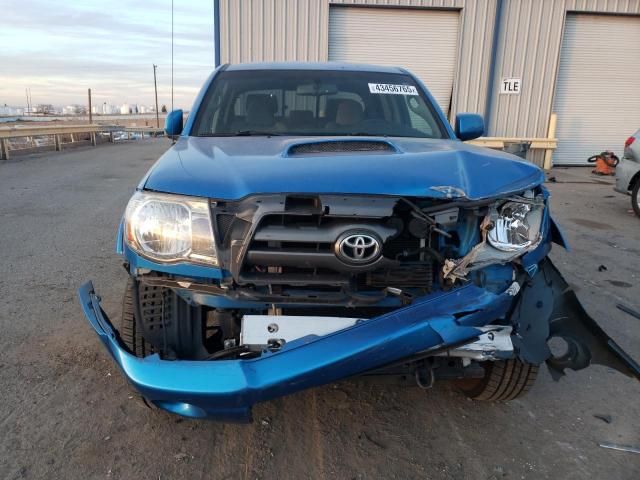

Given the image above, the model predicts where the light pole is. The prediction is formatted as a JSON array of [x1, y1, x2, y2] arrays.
[[153, 64, 160, 128], [171, 0, 174, 111], [88, 88, 92, 124]]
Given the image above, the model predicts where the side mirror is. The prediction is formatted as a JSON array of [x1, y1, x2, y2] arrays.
[[164, 109, 183, 137], [455, 113, 484, 141]]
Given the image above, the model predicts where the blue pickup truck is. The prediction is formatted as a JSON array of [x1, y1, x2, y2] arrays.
[[78, 63, 639, 422]]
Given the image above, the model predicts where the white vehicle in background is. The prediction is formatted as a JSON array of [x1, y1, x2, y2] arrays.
[[112, 131, 129, 142], [615, 130, 640, 217]]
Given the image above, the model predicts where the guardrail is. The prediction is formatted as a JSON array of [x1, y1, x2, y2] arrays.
[[0, 124, 165, 160], [467, 113, 559, 170], [467, 136, 557, 168], [1, 122, 559, 167], [467, 137, 557, 150]]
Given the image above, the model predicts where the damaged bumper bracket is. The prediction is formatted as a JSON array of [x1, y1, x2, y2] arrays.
[[78, 281, 513, 422], [510, 260, 640, 381], [538, 261, 640, 381]]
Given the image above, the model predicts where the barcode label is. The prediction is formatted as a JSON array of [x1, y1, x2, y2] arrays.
[[368, 83, 419, 95]]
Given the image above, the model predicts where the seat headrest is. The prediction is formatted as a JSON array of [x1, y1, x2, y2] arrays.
[[246, 94, 278, 115], [335, 99, 364, 126], [288, 110, 314, 125]]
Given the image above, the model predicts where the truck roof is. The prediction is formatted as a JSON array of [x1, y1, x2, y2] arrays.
[[225, 62, 407, 74]]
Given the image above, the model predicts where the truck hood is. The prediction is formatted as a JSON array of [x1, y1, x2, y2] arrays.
[[142, 136, 544, 201]]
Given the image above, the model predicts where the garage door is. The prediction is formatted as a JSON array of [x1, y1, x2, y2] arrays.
[[553, 14, 640, 165], [328, 6, 460, 116]]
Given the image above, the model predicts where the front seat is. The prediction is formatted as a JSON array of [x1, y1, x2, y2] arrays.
[[244, 93, 279, 129], [326, 99, 364, 131], [287, 110, 315, 131]]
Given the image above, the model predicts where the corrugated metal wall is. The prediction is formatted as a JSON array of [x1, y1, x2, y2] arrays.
[[219, 0, 640, 166], [552, 13, 640, 164], [219, 0, 328, 62], [220, 0, 498, 118], [328, 7, 462, 112], [331, 0, 462, 6], [450, 0, 497, 119], [332, 0, 499, 120], [488, 0, 640, 165]]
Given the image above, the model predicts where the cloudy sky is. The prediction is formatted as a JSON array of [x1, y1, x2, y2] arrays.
[[1, 0, 215, 110]]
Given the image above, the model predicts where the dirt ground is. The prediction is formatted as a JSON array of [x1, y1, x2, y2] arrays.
[[0, 140, 638, 480]]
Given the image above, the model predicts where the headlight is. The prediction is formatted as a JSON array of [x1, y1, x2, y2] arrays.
[[487, 193, 544, 252], [125, 191, 218, 265], [442, 191, 546, 283]]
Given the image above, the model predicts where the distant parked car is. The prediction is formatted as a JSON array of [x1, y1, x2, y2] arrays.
[[112, 132, 128, 142], [615, 130, 640, 217], [33, 137, 50, 147]]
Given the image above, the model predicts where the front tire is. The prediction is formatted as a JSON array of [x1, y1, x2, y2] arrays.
[[458, 359, 538, 401], [631, 179, 640, 218], [120, 278, 156, 358]]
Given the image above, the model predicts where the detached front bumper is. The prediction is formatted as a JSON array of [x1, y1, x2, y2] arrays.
[[79, 261, 639, 422], [79, 281, 513, 422]]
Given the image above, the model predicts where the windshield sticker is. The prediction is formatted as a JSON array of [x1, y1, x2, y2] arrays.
[[368, 83, 418, 95]]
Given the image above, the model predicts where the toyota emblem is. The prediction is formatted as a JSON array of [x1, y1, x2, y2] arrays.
[[335, 232, 382, 264]]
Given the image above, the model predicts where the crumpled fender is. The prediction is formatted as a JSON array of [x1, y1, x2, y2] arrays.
[[511, 259, 640, 380], [549, 215, 570, 250], [521, 211, 567, 277]]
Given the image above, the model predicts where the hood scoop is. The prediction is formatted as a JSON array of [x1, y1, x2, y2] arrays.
[[287, 140, 397, 156]]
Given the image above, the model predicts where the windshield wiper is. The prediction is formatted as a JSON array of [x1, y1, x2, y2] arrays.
[[197, 130, 282, 137], [232, 130, 282, 136], [346, 132, 388, 137]]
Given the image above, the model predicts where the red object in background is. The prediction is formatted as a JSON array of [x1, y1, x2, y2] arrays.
[[625, 136, 635, 148], [587, 151, 619, 176]]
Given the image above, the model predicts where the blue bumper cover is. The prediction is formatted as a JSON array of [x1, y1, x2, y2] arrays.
[[78, 281, 514, 422]]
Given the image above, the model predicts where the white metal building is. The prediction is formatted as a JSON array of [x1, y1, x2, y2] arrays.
[[213, 0, 640, 167]]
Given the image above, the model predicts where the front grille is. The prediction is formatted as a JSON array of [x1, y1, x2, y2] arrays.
[[240, 213, 434, 291], [242, 214, 400, 277], [215, 213, 236, 244], [366, 263, 433, 290], [383, 236, 421, 260], [251, 240, 332, 253], [288, 140, 395, 155]]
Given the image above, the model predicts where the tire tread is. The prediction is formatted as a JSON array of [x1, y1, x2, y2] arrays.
[[631, 179, 640, 218], [462, 359, 538, 402], [120, 278, 155, 358]]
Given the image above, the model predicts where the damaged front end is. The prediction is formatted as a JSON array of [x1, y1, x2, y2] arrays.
[[78, 188, 639, 422]]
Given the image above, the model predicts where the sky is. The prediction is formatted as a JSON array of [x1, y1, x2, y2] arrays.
[[0, 0, 216, 110]]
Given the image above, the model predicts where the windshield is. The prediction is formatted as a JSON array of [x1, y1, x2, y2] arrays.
[[192, 70, 448, 139]]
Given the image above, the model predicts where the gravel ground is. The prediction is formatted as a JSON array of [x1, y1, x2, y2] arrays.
[[0, 140, 638, 480]]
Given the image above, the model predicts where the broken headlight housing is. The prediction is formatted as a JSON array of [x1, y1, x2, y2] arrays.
[[124, 191, 218, 265], [442, 191, 545, 282], [487, 200, 541, 252]]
